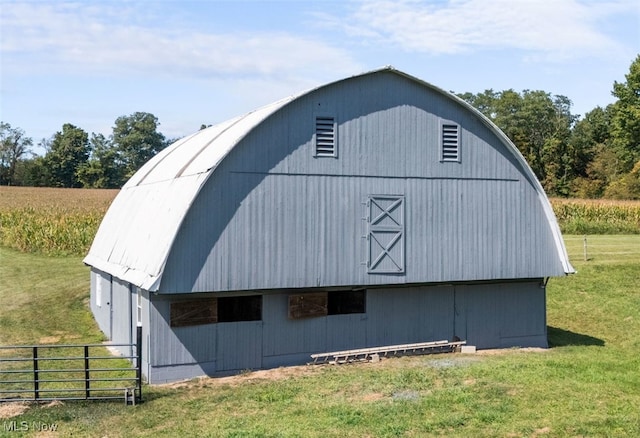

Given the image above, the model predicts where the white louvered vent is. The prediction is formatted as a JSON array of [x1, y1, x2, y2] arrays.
[[315, 116, 336, 157], [442, 123, 460, 162]]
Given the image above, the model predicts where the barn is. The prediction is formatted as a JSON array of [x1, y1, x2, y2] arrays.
[[84, 67, 574, 383]]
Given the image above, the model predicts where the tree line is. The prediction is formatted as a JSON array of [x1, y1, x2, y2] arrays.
[[1, 56, 639, 198], [457, 55, 640, 199], [0, 112, 172, 189]]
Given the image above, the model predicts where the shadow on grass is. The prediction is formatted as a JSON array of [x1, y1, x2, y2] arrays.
[[547, 326, 605, 348]]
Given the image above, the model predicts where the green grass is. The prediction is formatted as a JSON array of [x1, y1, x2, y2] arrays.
[[1, 237, 640, 437], [0, 250, 98, 345]]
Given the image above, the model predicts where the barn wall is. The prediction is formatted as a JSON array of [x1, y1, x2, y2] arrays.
[[90, 268, 111, 339], [144, 280, 546, 383], [454, 281, 548, 348], [108, 278, 134, 356], [160, 71, 564, 294]]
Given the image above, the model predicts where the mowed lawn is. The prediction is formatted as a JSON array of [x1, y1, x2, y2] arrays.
[[1, 236, 639, 437]]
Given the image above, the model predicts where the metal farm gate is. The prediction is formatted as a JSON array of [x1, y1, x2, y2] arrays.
[[0, 327, 142, 404]]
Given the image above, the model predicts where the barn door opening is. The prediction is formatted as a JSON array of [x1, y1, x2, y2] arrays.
[[367, 195, 405, 274]]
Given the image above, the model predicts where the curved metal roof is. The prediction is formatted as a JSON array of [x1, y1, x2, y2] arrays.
[[84, 67, 573, 291], [83, 95, 296, 290]]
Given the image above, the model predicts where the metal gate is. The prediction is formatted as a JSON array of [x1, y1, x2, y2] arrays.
[[0, 327, 142, 404]]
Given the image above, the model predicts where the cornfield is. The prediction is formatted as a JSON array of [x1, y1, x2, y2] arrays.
[[0, 187, 118, 256], [1, 188, 639, 256], [550, 197, 640, 235]]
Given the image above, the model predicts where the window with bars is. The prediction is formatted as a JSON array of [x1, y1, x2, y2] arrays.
[[441, 123, 460, 162], [315, 116, 337, 157], [367, 195, 405, 274]]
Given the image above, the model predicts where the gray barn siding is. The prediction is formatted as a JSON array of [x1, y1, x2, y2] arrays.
[[90, 269, 111, 339], [366, 286, 454, 346], [149, 297, 217, 367], [90, 271, 151, 364], [162, 173, 558, 293], [144, 281, 545, 383], [454, 281, 547, 348], [159, 72, 564, 294]]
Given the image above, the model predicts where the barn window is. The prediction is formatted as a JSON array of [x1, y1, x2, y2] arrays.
[[170, 296, 262, 327], [96, 278, 102, 307], [170, 298, 217, 327], [136, 288, 142, 326], [328, 290, 366, 315], [367, 195, 405, 274], [441, 123, 460, 162], [218, 296, 262, 322], [288, 292, 328, 319], [288, 290, 366, 319], [315, 116, 337, 157]]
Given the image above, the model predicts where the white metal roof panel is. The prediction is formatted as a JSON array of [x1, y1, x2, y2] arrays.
[[84, 96, 296, 290]]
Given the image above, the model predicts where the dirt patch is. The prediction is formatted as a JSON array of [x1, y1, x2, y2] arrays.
[[160, 364, 322, 389], [0, 402, 29, 419], [38, 336, 60, 344], [361, 392, 385, 402]]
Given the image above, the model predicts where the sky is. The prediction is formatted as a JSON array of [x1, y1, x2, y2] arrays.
[[1, 0, 639, 155]]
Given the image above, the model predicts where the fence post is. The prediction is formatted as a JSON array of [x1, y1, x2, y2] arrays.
[[84, 345, 90, 399], [583, 235, 588, 261], [33, 347, 39, 400], [136, 325, 142, 403]]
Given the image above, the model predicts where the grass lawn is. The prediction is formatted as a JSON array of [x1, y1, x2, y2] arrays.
[[1, 236, 639, 437]]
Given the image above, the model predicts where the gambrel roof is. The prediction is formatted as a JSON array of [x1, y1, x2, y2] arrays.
[[84, 67, 574, 291]]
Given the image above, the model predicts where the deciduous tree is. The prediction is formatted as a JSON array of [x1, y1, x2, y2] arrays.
[[77, 133, 124, 188], [0, 122, 33, 185], [112, 112, 166, 179], [44, 124, 90, 188]]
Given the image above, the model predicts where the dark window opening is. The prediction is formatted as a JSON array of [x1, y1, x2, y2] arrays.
[[170, 299, 217, 327], [328, 290, 366, 315], [288, 290, 366, 319], [218, 296, 262, 322]]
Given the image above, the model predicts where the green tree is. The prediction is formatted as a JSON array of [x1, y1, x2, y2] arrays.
[[604, 160, 640, 199], [77, 133, 124, 188], [112, 112, 166, 179], [459, 89, 578, 195], [12, 156, 48, 187], [609, 55, 640, 170], [0, 122, 33, 185], [568, 106, 616, 197], [44, 124, 90, 188]]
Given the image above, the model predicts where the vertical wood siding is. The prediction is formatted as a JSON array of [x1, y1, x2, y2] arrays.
[[160, 72, 564, 294], [145, 280, 545, 382], [90, 269, 112, 340]]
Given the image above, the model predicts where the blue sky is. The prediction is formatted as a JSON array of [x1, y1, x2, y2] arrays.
[[1, 0, 639, 155]]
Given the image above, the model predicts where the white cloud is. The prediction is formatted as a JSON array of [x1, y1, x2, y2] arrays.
[[1, 2, 361, 81], [328, 0, 636, 61]]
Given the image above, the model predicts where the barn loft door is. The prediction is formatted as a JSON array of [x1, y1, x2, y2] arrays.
[[367, 195, 405, 274]]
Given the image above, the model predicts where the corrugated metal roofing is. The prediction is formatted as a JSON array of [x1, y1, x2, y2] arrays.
[[83, 96, 296, 290], [84, 67, 574, 291]]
